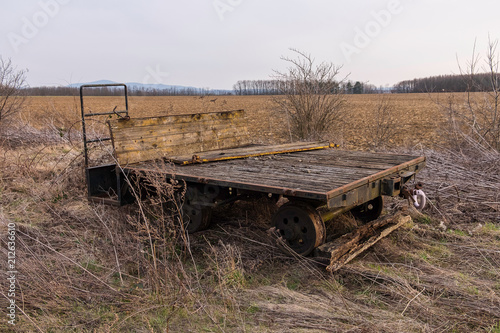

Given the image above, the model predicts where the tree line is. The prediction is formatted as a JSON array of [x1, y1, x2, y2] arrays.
[[393, 73, 497, 93], [232, 79, 380, 95], [19, 73, 499, 97], [21, 81, 381, 97]]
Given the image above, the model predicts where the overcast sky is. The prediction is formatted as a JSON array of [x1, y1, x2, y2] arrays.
[[1, 0, 499, 89]]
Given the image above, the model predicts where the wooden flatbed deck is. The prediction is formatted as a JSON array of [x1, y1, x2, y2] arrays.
[[126, 148, 425, 209]]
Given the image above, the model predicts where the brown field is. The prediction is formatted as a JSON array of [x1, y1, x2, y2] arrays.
[[1, 93, 499, 332], [23, 93, 445, 148]]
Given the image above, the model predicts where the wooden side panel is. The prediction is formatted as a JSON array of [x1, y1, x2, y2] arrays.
[[108, 110, 250, 165]]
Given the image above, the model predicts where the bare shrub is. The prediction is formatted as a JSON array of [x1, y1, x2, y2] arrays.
[[366, 95, 399, 148], [0, 57, 27, 125], [0, 121, 64, 148], [272, 49, 347, 141], [441, 38, 500, 154], [0, 95, 81, 148]]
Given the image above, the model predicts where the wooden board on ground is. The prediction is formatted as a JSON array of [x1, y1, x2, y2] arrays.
[[313, 212, 411, 271]]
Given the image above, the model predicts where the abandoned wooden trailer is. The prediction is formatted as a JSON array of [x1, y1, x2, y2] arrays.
[[81, 84, 426, 258]]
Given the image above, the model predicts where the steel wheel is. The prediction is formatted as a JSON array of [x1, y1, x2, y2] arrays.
[[183, 187, 212, 233], [183, 204, 212, 233], [350, 196, 384, 223], [272, 202, 326, 256]]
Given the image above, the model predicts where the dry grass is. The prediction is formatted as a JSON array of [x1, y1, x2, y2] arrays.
[[0, 93, 499, 332]]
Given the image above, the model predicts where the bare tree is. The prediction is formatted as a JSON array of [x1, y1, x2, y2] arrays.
[[445, 38, 500, 154], [272, 49, 347, 141], [0, 57, 27, 124]]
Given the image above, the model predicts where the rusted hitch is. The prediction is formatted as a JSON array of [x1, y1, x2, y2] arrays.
[[400, 182, 426, 210]]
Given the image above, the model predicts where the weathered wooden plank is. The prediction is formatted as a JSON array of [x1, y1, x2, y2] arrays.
[[230, 162, 375, 184], [108, 110, 250, 165], [228, 158, 392, 187], [115, 137, 250, 165], [313, 213, 411, 271], [128, 165, 328, 200], [109, 109, 246, 129], [110, 121, 248, 142], [129, 160, 342, 192], [171, 142, 335, 165], [279, 157, 402, 171], [126, 149, 424, 201], [182, 158, 366, 186], [278, 150, 420, 169], [114, 127, 248, 152], [136, 151, 419, 187], [169, 161, 335, 190], [286, 150, 420, 164], [208, 166, 340, 190]]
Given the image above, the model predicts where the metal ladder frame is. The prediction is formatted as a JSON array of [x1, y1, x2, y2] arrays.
[[80, 83, 129, 168], [80, 83, 129, 205]]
